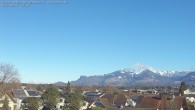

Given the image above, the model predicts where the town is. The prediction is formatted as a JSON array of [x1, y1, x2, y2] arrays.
[[1, 80, 195, 110]]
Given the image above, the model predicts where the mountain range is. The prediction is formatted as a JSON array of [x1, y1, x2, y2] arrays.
[[70, 68, 195, 86]]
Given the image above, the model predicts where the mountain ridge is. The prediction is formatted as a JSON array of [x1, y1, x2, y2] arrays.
[[70, 68, 194, 86]]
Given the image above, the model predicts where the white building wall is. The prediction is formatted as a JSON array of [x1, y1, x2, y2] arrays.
[[184, 89, 190, 95], [0, 95, 17, 110]]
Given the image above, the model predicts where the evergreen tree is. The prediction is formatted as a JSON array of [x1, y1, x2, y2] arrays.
[[42, 85, 59, 109], [64, 81, 71, 108], [64, 82, 83, 110], [179, 82, 188, 96], [65, 81, 71, 95], [68, 93, 83, 110], [23, 97, 40, 110]]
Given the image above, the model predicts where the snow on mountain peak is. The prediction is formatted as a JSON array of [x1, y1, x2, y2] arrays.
[[134, 64, 158, 73], [114, 64, 179, 77], [135, 68, 157, 75], [119, 68, 134, 73], [158, 70, 176, 76]]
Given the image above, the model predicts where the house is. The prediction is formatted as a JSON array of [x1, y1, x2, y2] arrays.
[[159, 95, 185, 110], [99, 93, 136, 109], [0, 92, 17, 110], [89, 92, 189, 110], [56, 98, 65, 110], [126, 98, 136, 107], [185, 94, 195, 103], [130, 95, 144, 107], [159, 92, 176, 99], [80, 101, 88, 110], [11, 89, 27, 109], [132, 89, 147, 94], [85, 90, 103, 101], [186, 97, 195, 103], [184, 89, 190, 95], [12, 89, 40, 109], [147, 89, 158, 94], [88, 94, 124, 109], [121, 90, 129, 93], [89, 101, 107, 108]]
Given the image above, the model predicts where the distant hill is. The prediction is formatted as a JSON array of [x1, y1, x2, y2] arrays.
[[54, 81, 67, 86], [71, 68, 194, 86]]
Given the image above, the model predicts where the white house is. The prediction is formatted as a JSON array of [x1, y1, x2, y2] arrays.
[[0, 93, 17, 110], [11, 89, 41, 109], [56, 98, 65, 110], [186, 97, 195, 102], [79, 101, 88, 110], [125, 99, 136, 107], [184, 89, 190, 95]]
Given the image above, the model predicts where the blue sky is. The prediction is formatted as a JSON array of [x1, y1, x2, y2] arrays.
[[0, 0, 195, 83]]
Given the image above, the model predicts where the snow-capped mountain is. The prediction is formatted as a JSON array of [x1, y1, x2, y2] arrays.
[[109, 68, 188, 77], [71, 68, 193, 86], [118, 68, 135, 73]]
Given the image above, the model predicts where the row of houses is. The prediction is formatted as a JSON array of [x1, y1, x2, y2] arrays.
[[84, 88, 195, 110], [1, 86, 195, 110], [87, 93, 186, 110]]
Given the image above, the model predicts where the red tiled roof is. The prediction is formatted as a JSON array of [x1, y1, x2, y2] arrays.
[[159, 96, 185, 110], [99, 98, 110, 107], [138, 96, 161, 109], [101, 94, 115, 104], [101, 94, 129, 107], [114, 94, 128, 107]]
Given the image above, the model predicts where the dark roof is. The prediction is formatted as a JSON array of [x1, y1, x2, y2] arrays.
[[42, 106, 51, 110], [93, 102, 106, 108], [27, 90, 39, 97], [173, 92, 181, 96], [131, 95, 144, 104], [86, 92, 101, 96], [12, 89, 27, 99]]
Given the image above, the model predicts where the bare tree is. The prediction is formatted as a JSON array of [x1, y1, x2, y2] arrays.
[[0, 63, 20, 93], [0, 63, 19, 84]]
